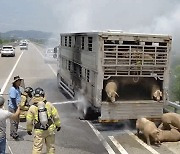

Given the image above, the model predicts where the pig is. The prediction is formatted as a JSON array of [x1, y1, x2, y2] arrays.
[[136, 117, 160, 145], [144, 54, 154, 61], [105, 80, 119, 103], [159, 113, 180, 131], [151, 84, 162, 102], [157, 129, 180, 142]]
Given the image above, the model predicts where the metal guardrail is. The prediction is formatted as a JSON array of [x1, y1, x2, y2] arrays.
[[166, 101, 180, 113]]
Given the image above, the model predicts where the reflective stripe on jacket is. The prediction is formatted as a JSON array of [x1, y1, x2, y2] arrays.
[[20, 94, 29, 111], [26, 97, 60, 133]]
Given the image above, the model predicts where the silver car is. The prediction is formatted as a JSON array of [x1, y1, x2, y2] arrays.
[[1, 45, 15, 57], [44, 48, 57, 64], [20, 42, 28, 50]]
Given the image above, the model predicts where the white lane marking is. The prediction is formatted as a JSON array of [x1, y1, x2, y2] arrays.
[[109, 136, 129, 154], [86, 121, 116, 154], [32, 43, 44, 58], [32, 43, 57, 76], [0, 52, 24, 94], [6, 139, 14, 154], [48, 64, 56, 76], [125, 130, 160, 154]]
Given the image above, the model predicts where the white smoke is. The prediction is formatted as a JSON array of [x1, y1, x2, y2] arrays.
[[41, 0, 180, 53], [41, 0, 179, 32], [129, 3, 180, 54], [75, 89, 89, 116], [45, 37, 59, 48], [130, 4, 180, 34], [42, 0, 92, 33]]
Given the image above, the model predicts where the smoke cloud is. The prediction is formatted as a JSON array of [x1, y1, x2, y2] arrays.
[[75, 90, 89, 116], [41, 0, 180, 53]]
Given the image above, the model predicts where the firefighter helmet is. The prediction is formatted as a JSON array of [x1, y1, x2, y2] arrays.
[[34, 87, 45, 97], [0, 96, 5, 106], [24, 87, 34, 98]]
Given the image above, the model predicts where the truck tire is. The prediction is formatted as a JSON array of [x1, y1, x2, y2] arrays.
[[74, 92, 100, 120], [84, 106, 100, 120]]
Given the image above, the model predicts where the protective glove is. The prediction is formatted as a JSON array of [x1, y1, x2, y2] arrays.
[[27, 131, 32, 135], [56, 127, 61, 132]]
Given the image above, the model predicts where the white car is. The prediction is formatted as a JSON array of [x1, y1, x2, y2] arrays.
[[45, 48, 57, 58], [20, 42, 28, 50], [1, 45, 15, 57], [44, 48, 57, 63]]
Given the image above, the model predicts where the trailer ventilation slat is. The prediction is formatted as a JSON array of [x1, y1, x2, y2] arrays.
[[103, 38, 169, 78]]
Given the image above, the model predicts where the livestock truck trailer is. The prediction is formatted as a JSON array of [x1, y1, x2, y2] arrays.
[[57, 31, 172, 121]]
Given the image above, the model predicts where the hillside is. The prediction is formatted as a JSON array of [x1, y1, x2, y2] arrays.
[[0, 30, 52, 39]]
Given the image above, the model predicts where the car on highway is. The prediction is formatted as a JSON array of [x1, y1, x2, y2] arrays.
[[20, 42, 28, 50], [1, 45, 15, 57], [44, 48, 57, 63], [45, 48, 57, 58]]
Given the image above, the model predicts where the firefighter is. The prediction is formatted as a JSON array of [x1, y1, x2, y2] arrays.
[[19, 87, 33, 122], [26, 87, 61, 154]]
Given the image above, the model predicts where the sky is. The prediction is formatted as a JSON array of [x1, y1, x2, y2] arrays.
[[0, 0, 180, 52]]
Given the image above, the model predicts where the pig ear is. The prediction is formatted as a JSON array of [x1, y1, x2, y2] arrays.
[[115, 92, 119, 97], [153, 129, 159, 135], [155, 130, 158, 133], [157, 129, 161, 135]]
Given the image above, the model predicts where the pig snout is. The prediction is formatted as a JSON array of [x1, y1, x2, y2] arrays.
[[153, 90, 162, 102], [105, 81, 118, 103], [108, 91, 117, 103], [110, 94, 116, 103], [152, 129, 161, 144]]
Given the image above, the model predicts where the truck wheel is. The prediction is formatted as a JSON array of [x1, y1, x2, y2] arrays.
[[128, 119, 136, 129], [74, 92, 100, 120], [84, 106, 100, 120]]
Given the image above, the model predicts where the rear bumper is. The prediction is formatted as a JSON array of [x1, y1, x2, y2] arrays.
[[1, 52, 15, 56], [20, 47, 28, 50], [100, 100, 163, 121]]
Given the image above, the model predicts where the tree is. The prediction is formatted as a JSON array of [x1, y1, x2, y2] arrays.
[[172, 65, 180, 101]]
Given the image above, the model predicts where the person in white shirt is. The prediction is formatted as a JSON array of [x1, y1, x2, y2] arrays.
[[0, 96, 20, 154]]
